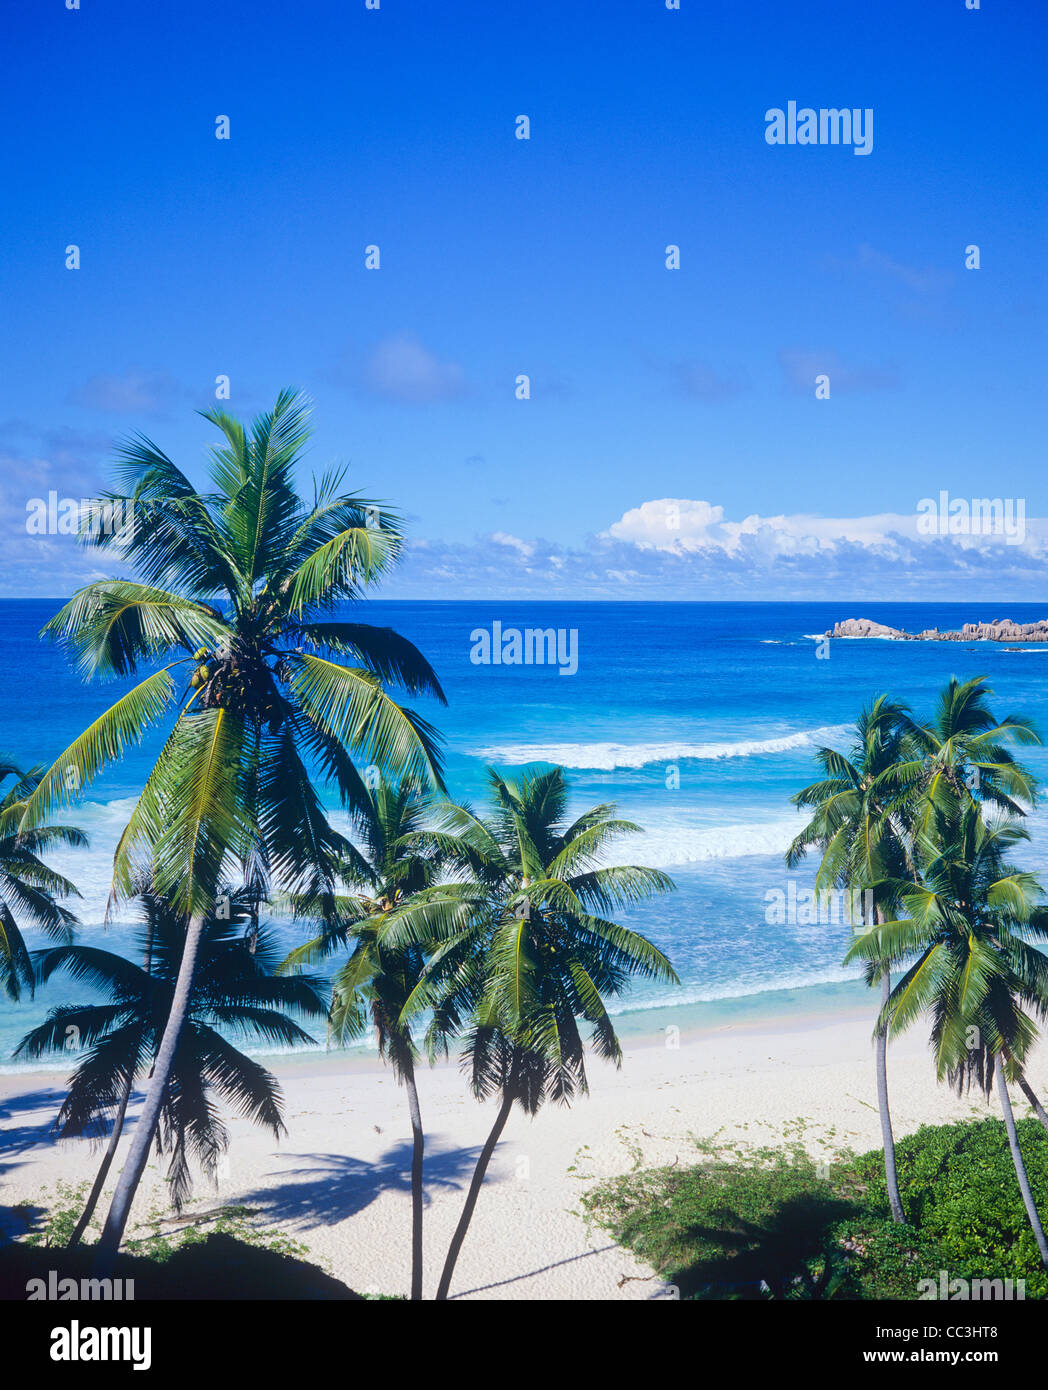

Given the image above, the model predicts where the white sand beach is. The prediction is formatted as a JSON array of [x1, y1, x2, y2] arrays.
[[0, 1010, 1030, 1300]]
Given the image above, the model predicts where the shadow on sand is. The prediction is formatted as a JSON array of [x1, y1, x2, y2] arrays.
[[237, 1137, 485, 1229]]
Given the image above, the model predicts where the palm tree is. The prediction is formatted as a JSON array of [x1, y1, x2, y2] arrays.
[[848, 804, 1048, 1271], [15, 883, 327, 1240], [902, 675, 1048, 1127], [17, 390, 446, 1257], [383, 766, 678, 1300], [279, 777, 459, 1300], [787, 696, 919, 1224], [905, 675, 1040, 831], [0, 762, 85, 1000]]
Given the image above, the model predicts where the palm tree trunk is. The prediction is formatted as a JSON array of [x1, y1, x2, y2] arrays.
[[94, 912, 205, 1266], [996, 1053, 1048, 1273], [1016, 1070, 1048, 1137], [403, 1059, 425, 1301], [68, 1082, 133, 1249], [69, 918, 156, 1249], [870, 898, 904, 1224], [435, 1070, 517, 1301], [876, 969, 905, 1223]]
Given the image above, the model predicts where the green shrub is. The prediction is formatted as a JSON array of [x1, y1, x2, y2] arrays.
[[584, 1119, 1048, 1299], [823, 1214, 962, 1300], [855, 1117, 1048, 1298], [582, 1148, 935, 1299]]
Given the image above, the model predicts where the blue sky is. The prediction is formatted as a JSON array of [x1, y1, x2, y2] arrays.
[[2, 0, 1046, 598]]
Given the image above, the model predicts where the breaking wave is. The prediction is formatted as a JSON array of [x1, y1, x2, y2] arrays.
[[474, 726, 849, 771]]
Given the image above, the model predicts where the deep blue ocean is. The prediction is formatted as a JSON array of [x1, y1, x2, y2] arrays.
[[4, 599, 1048, 1070]]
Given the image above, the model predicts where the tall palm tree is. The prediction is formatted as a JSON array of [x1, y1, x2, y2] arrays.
[[16, 884, 327, 1238], [18, 390, 446, 1256], [383, 766, 678, 1300], [279, 777, 459, 1301], [787, 696, 919, 1224], [848, 804, 1048, 1271], [0, 762, 85, 1000], [903, 675, 1048, 1127]]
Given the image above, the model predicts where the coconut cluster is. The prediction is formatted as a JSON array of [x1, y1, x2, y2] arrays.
[[190, 641, 285, 732]]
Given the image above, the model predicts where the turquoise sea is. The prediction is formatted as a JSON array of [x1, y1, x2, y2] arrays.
[[3, 599, 1048, 1070]]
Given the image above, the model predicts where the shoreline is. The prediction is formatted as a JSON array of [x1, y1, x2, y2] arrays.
[[0, 976, 875, 1078]]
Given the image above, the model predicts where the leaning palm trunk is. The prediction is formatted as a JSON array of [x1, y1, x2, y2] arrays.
[[435, 1072, 517, 1301], [1016, 1070, 1048, 1138], [403, 1060, 425, 1301], [70, 919, 155, 1248], [870, 900, 904, 1223], [876, 969, 905, 1223], [94, 912, 205, 1265], [996, 1054, 1048, 1273], [68, 1081, 133, 1249]]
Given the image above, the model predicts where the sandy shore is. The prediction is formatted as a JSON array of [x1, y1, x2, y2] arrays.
[[0, 1009, 1026, 1300]]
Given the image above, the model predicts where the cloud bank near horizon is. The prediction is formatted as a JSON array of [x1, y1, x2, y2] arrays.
[[3, 478, 1046, 602], [383, 497, 1048, 602]]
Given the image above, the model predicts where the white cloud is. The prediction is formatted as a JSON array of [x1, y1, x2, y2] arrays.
[[605, 498, 921, 557], [378, 498, 1048, 601], [604, 498, 1046, 561], [490, 531, 536, 558], [606, 499, 726, 549]]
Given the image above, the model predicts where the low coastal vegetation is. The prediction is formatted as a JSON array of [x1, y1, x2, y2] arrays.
[[584, 1118, 1048, 1300]]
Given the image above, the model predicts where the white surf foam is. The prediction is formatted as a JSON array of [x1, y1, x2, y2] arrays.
[[604, 816, 803, 869], [474, 726, 849, 771]]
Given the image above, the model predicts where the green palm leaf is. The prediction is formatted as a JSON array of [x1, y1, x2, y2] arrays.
[[288, 653, 444, 788], [17, 670, 176, 832]]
